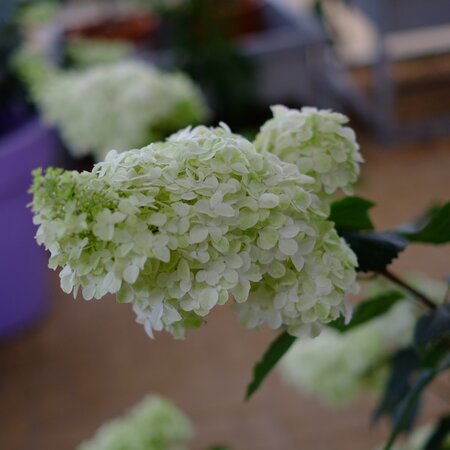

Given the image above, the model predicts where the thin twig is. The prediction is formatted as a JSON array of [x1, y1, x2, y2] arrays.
[[380, 269, 436, 311]]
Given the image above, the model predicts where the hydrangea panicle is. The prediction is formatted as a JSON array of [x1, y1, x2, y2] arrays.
[[254, 105, 363, 196], [31, 120, 359, 339]]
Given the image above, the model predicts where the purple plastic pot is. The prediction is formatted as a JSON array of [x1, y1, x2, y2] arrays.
[[0, 117, 58, 340]]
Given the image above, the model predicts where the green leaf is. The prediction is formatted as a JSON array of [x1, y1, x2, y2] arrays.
[[330, 196, 375, 231], [339, 230, 408, 273], [414, 304, 450, 347], [400, 202, 450, 244], [423, 415, 450, 450], [374, 348, 421, 428], [420, 341, 450, 369], [245, 331, 296, 401], [383, 371, 433, 450], [382, 354, 450, 450], [329, 290, 405, 332]]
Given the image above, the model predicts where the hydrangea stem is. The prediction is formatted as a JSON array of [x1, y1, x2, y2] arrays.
[[380, 269, 437, 311]]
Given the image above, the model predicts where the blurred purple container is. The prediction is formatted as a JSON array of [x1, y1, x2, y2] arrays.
[[0, 117, 58, 340]]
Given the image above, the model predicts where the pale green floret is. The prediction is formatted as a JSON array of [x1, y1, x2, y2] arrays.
[[35, 61, 208, 160], [280, 301, 418, 406], [76, 395, 192, 450], [31, 125, 358, 339], [254, 105, 363, 196]]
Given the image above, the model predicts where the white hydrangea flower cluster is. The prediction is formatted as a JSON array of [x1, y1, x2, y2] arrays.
[[255, 105, 363, 196], [280, 300, 418, 406], [31, 124, 359, 338], [76, 395, 192, 450], [37, 60, 208, 160]]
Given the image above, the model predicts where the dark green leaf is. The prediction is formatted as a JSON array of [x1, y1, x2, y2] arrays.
[[245, 331, 296, 400], [420, 342, 450, 369], [383, 371, 433, 450], [339, 230, 408, 273], [383, 355, 450, 450], [415, 304, 450, 347], [329, 290, 405, 332], [374, 348, 421, 428], [423, 415, 450, 450], [330, 196, 375, 231], [395, 204, 441, 234], [400, 202, 450, 244], [207, 446, 231, 450]]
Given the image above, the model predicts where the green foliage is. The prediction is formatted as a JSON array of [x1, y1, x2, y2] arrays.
[[423, 416, 450, 450], [332, 198, 450, 276], [245, 331, 296, 400], [382, 353, 450, 450], [374, 336, 450, 450], [414, 304, 450, 347], [330, 196, 409, 273], [374, 348, 422, 432], [329, 290, 405, 332], [330, 196, 375, 231], [338, 230, 408, 273], [400, 202, 450, 244]]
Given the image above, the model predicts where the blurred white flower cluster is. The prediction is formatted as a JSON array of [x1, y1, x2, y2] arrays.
[[31, 115, 361, 339], [280, 299, 418, 406], [255, 105, 363, 196], [36, 60, 208, 160], [76, 395, 192, 450]]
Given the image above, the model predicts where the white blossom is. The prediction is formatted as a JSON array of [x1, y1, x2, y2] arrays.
[[254, 105, 363, 196], [31, 124, 358, 339]]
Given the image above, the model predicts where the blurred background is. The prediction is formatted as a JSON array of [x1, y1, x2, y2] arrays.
[[1, 0, 450, 449]]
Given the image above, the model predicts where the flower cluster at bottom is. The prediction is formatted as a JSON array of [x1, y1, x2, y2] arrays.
[[76, 396, 192, 450]]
